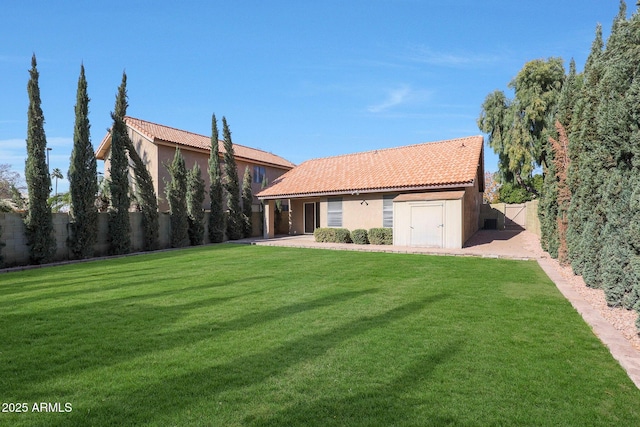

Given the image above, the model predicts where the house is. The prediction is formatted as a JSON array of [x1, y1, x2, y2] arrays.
[[257, 136, 484, 249], [95, 117, 295, 215]]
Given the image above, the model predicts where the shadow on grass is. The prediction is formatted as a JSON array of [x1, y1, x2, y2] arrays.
[[247, 340, 464, 427], [48, 294, 450, 426], [0, 270, 256, 309], [0, 244, 240, 294], [2, 287, 381, 399]]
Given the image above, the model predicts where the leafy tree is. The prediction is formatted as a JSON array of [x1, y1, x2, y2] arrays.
[[241, 166, 253, 237], [187, 162, 205, 245], [96, 176, 110, 213], [48, 192, 71, 213], [497, 175, 542, 204], [165, 148, 189, 248], [24, 54, 56, 264], [68, 64, 98, 258], [222, 117, 243, 240], [482, 171, 500, 204], [208, 114, 225, 243], [125, 136, 159, 251], [478, 58, 565, 196], [107, 72, 132, 255], [0, 164, 24, 199]]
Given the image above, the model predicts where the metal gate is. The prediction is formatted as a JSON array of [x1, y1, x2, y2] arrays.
[[504, 204, 526, 229]]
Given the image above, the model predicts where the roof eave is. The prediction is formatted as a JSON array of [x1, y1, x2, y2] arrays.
[[257, 181, 474, 200]]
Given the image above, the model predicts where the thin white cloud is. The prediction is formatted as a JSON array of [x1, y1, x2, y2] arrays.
[[406, 45, 504, 68], [368, 85, 412, 113], [367, 85, 432, 114]]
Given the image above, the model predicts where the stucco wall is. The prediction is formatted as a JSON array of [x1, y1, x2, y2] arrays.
[[102, 133, 290, 212], [286, 193, 396, 235], [462, 179, 482, 244], [0, 210, 262, 268]]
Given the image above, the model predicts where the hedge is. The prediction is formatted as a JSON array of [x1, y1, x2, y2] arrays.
[[313, 227, 352, 243], [352, 229, 369, 245], [313, 227, 336, 243], [368, 228, 393, 245]]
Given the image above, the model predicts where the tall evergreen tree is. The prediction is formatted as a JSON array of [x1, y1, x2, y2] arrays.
[[208, 114, 225, 243], [107, 72, 132, 255], [595, 2, 640, 307], [241, 166, 253, 237], [539, 60, 580, 259], [222, 117, 243, 240], [126, 137, 159, 251], [68, 64, 98, 259], [24, 54, 56, 264], [187, 162, 205, 245], [566, 25, 605, 278], [165, 148, 189, 248]]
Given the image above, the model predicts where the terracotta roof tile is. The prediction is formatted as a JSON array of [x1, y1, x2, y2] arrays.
[[95, 116, 295, 169], [257, 136, 483, 199]]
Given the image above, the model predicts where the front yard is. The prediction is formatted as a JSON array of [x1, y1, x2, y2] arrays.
[[1, 245, 639, 426]]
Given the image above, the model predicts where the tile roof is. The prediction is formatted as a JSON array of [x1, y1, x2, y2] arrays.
[[95, 116, 295, 169], [257, 136, 483, 199]]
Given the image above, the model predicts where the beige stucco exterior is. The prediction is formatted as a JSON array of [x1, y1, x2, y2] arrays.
[[101, 126, 291, 213], [264, 169, 483, 249]]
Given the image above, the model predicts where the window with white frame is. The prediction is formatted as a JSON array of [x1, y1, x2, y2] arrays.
[[383, 195, 395, 228], [253, 166, 266, 184], [327, 197, 343, 227]]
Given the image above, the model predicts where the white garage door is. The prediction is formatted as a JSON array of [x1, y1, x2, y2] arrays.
[[410, 204, 444, 247]]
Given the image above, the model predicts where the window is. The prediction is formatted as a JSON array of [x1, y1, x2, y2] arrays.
[[327, 197, 343, 227], [383, 195, 395, 228], [253, 166, 266, 184]]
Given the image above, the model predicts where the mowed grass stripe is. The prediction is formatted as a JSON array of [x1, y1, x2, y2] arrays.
[[0, 245, 638, 426]]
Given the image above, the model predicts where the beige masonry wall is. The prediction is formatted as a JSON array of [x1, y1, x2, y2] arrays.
[[478, 200, 540, 235], [0, 210, 264, 268]]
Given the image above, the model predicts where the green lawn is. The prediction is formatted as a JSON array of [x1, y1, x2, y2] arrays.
[[1, 245, 639, 426]]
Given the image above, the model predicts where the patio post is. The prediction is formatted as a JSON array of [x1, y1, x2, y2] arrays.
[[263, 199, 275, 239]]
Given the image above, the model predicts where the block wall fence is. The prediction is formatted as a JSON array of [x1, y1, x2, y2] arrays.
[[0, 211, 263, 268], [478, 200, 540, 235]]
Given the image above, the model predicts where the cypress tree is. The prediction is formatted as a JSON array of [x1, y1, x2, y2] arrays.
[[566, 25, 605, 278], [165, 148, 189, 248], [241, 166, 253, 237], [596, 3, 640, 307], [208, 114, 224, 243], [108, 72, 132, 255], [187, 162, 205, 245], [539, 60, 580, 261], [24, 54, 56, 264], [68, 64, 98, 259], [222, 117, 243, 240], [126, 137, 159, 251]]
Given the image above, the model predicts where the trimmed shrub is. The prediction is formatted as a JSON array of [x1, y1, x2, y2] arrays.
[[352, 229, 369, 245], [369, 228, 393, 245], [314, 228, 336, 243], [313, 227, 351, 243], [334, 228, 352, 243]]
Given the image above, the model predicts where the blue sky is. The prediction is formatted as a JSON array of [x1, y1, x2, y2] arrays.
[[0, 1, 628, 194]]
